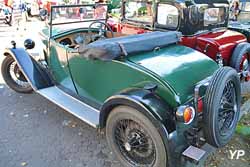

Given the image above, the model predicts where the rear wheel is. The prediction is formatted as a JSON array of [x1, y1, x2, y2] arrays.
[[1, 56, 33, 93], [106, 106, 167, 167], [230, 42, 250, 80], [204, 67, 240, 147]]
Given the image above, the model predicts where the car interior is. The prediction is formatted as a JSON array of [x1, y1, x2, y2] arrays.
[[55, 29, 128, 49], [50, 4, 182, 61], [55, 29, 181, 61]]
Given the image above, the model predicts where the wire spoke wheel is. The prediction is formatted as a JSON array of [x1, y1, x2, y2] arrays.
[[9, 61, 30, 89], [230, 42, 250, 81], [114, 119, 156, 166], [240, 53, 250, 72], [218, 81, 237, 136], [1, 56, 32, 93], [204, 67, 240, 147], [106, 106, 167, 167]]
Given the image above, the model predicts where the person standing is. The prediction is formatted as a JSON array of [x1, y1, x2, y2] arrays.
[[14, 0, 28, 31], [79, 6, 87, 20], [93, 0, 107, 19], [230, 1, 240, 21]]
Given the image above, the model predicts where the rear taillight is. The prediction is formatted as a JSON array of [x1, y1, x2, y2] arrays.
[[176, 106, 195, 124], [197, 98, 203, 113]]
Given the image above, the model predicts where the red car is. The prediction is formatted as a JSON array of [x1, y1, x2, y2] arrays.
[[109, 0, 250, 81]]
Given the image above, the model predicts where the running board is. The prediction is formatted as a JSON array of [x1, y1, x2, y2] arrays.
[[37, 86, 100, 128]]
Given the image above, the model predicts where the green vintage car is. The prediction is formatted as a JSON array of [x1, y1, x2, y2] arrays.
[[1, 4, 242, 167]]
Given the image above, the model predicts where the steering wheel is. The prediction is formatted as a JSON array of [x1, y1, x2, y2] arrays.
[[87, 21, 114, 43]]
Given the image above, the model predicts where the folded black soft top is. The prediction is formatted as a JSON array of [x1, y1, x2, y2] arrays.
[[79, 31, 182, 61]]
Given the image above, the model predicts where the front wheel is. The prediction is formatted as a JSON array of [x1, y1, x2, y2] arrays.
[[1, 56, 33, 93], [106, 105, 167, 167]]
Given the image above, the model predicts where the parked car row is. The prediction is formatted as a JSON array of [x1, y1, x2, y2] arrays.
[[0, 1, 249, 167], [109, 0, 250, 82]]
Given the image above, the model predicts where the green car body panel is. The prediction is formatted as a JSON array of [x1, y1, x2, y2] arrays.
[[128, 45, 219, 104], [41, 27, 219, 109], [48, 41, 77, 94]]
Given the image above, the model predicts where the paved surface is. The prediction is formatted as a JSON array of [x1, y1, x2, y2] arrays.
[[0, 85, 120, 167], [0, 17, 249, 167]]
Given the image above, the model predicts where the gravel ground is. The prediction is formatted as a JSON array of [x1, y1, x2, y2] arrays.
[[0, 17, 249, 167]]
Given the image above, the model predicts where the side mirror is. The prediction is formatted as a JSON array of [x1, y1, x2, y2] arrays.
[[24, 39, 35, 49]]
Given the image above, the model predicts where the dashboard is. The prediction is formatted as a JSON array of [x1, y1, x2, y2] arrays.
[[57, 33, 87, 48], [55, 31, 124, 48]]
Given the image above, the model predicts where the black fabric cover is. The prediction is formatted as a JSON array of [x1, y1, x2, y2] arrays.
[[79, 31, 182, 61]]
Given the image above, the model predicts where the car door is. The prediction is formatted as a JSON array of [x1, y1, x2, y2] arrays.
[[66, 49, 111, 106], [48, 40, 77, 94]]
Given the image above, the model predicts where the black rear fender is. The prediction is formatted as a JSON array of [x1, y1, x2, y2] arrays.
[[100, 89, 175, 131]]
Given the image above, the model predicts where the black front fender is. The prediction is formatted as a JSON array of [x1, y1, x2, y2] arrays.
[[3, 48, 53, 90]]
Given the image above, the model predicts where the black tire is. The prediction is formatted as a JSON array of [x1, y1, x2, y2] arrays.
[[204, 67, 240, 148], [1, 56, 33, 93], [106, 105, 167, 167], [230, 42, 250, 73]]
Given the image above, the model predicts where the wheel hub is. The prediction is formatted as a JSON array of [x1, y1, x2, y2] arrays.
[[124, 142, 131, 152], [242, 59, 249, 71], [218, 81, 237, 135], [114, 119, 156, 166], [234, 104, 237, 113], [9, 61, 29, 87]]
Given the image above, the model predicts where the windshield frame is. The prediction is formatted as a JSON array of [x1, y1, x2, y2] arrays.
[[122, 0, 154, 27], [49, 4, 108, 38], [203, 4, 227, 27], [155, 2, 181, 31]]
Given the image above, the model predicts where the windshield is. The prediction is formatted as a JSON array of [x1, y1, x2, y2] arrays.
[[124, 0, 153, 23], [50, 4, 108, 36], [204, 7, 226, 26]]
